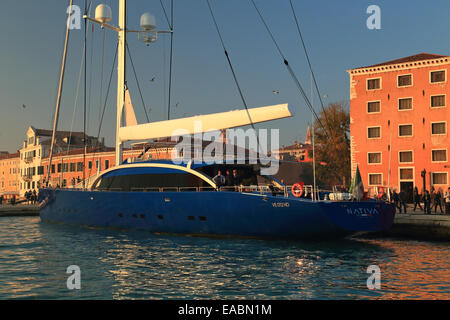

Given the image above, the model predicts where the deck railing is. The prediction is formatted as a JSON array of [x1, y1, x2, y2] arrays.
[[49, 184, 369, 202]]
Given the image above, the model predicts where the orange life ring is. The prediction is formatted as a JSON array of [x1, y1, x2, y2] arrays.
[[292, 182, 304, 197]]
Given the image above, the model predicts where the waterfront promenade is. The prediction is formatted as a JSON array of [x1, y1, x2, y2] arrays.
[[0, 204, 39, 217]]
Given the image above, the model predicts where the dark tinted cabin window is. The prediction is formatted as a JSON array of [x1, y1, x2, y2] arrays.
[[94, 172, 207, 191]]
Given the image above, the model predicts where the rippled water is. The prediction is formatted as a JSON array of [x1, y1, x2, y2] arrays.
[[0, 216, 448, 299]]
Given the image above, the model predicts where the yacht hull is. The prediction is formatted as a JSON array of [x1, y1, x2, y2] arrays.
[[38, 189, 395, 239]]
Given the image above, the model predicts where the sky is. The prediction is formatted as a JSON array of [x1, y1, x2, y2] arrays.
[[1, 0, 450, 153]]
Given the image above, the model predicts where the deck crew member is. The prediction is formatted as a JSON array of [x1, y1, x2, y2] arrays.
[[213, 170, 226, 188]]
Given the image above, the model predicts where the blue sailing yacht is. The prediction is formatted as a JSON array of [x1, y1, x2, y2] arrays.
[[38, 0, 395, 239]]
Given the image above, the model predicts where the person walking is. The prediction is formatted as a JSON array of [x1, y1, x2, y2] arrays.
[[445, 187, 450, 215], [391, 189, 400, 213], [413, 187, 423, 211], [32, 190, 37, 205], [423, 190, 431, 215], [433, 188, 444, 214], [398, 190, 407, 214]]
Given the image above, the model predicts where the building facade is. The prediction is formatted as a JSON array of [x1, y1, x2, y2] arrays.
[[274, 127, 314, 163], [0, 152, 20, 199], [348, 53, 450, 200]]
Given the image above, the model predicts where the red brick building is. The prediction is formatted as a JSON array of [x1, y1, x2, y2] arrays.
[[348, 53, 450, 199]]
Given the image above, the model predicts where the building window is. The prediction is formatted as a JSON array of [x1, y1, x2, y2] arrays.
[[57, 163, 61, 173], [367, 126, 381, 139], [368, 152, 382, 164], [37, 166, 44, 175], [398, 124, 413, 137], [397, 74, 412, 87], [399, 168, 413, 180], [88, 161, 92, 169], [367, 78, 381, 90], [70, 163, 76, 172], [51, 164, 55, 174], [432, 149, 447, 162], [430, 70, 446, 83], [77, 162, 83, 172], [398, 98, 412, 110], [105, 160, 109, 170], [399, 151, 413, 163], [431, 172, 448, 185], [431, 122, 446, 135], [367, 101, 380, 113], [431, 95, 446, 108], [368, 173, 382, 186]]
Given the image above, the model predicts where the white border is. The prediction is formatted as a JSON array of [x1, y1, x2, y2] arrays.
[[398, 97, 413, 111], [366, 77, 382, 91], [431, 172, 448, 185], [398, 123, 413, 137], [367, 151, 382, 165], [367, 100, 381, 114], [368, 173, 383, 186], [431, 148, 448, 163], [430, 69, 447, 84], [431, 121, 447, 135], [398, 150, 414, 164], [367, 126, 382, 139], [397, 73, 413, 88], [430, 94, 446, 108]]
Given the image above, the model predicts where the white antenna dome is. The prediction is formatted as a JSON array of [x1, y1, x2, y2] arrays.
[[95, 4, 112, 24], [140, 13, 156, 31]]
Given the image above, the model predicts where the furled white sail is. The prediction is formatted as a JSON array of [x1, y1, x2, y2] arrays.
[[122, 89, 138, 126], [119, 103, 292, 142]]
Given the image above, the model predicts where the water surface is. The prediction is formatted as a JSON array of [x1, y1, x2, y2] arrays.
[[0, 216, 448, 299]]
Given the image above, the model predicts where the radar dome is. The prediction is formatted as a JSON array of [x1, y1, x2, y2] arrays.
[[140, 13, 156, 31], [95, 4, 112, 24]]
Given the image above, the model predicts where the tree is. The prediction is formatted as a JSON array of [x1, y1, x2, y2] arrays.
[[313, 102, 350, 189]]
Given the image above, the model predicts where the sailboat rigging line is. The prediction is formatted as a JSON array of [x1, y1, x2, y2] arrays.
[[167, 0, 174, 120], [64, 40, 86, 175], [249, 0, 330, 140], [288, 0, 331, 137], [205, 0, 263, 155], [87, 18, 95, 134], [159, 0, 175, 120], [97, 42, 118, 139], [46, 0, 73, 187], [159, 0, 173, 29], [99, 29, 106, 127], [126, 43, 150, 122], [86, 42, 118, 181], [82, 0, 89, 189]]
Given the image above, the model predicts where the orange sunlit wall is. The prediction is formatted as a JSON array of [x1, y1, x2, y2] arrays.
[[347, 53, 450, 197]]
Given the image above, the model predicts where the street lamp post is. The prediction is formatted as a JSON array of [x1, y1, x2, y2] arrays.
[[421, 169, 426, 192]]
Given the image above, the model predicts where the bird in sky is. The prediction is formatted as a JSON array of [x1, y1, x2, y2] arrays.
[[273, 90, 279, 95], [149, 77, 156, 82], [22, 104, 26, 109]]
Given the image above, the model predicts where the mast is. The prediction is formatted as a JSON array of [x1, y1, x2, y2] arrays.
[[115, 0, 127, 166], [311, 72, 317, 201], [46, 0, 73, 186]]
